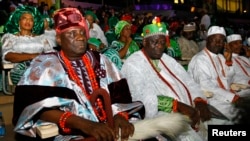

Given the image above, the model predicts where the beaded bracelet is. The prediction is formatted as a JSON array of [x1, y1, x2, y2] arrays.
[[232, 95, 240, 103], [117, 112, 129, 121], [172, 99, 178, 112], [59, 111, 73, 134], [194, 97, 207, 105]]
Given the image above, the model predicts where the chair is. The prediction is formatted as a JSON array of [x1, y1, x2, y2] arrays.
[[1, 63, 15, 95], [0, 32, 15, 95]]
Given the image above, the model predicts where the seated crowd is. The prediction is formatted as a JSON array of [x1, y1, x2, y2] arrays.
[[0, 1, 250, 141]]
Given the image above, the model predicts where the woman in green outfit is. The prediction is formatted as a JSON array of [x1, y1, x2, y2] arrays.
[[111, 20, 140, 61]]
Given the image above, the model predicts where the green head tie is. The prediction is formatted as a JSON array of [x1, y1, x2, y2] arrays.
[[84, 10, 97, 21], [108, 16, 119, 29], [114, 20, 130, 38], [88, 38, 102, 49], [4, 5, 44, 35]]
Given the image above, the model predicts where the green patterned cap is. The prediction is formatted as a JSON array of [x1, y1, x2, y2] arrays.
[[4, 5, 44, 35], [88, 37, 102, 49], [142, 17, 167, 38], [115, 20, 130, 37]]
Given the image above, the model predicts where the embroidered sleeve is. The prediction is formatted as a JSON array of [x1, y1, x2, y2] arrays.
[[1, 33, 15, 63]]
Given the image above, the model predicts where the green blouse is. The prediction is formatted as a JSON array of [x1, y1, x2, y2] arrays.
[[111, 40, 140, 59]]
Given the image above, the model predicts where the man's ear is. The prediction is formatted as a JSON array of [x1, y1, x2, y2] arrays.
[[56, 34, 61, 46]]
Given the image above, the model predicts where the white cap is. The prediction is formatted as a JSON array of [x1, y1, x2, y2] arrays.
[[183, 22, 196, 32], [207, 26, 226, 37], [227, 34, 242, 43]]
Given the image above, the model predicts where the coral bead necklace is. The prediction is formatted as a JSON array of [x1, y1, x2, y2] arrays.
[[60, 51, 107, 122]]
